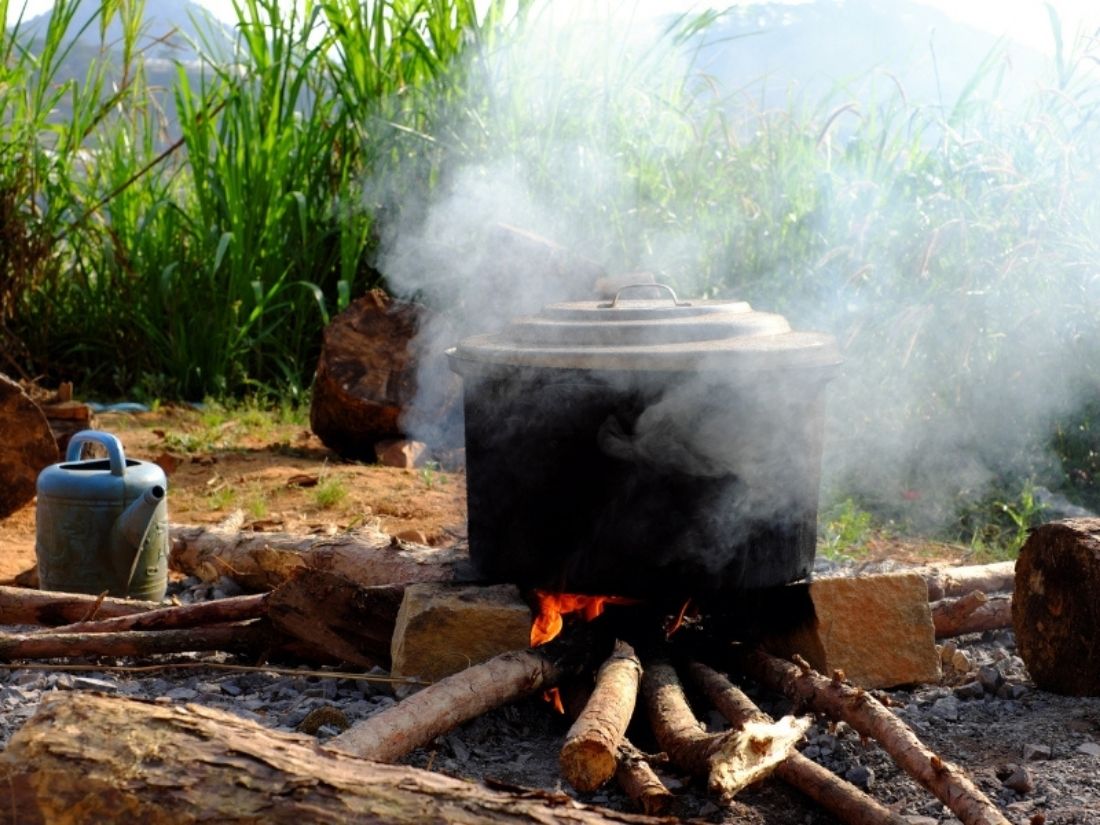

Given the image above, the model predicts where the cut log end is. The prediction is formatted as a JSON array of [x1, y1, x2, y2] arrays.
[[1014, 519, 1100, 695]]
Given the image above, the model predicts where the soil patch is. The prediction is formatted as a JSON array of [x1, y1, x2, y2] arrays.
[[0, 406, 466, 583]]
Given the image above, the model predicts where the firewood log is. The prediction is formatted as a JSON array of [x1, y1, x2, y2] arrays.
[[0, 692, 666, 825], [560, 640, 643, 792], [687, 662, 908, 825], [330, 649, 561, 762], [1013, 519, 1100, 695], [169, 523, 463, 590], [0, 585, 154, 626], [742, 650, 1010, 825], [266, 571, 403, 667], [641, 660, 807, 802], [615, 740, 673, 816], [41, 592, 268, 634], [931, 591, 1012, 638], [923, 561, 1015, 601], [0, 621, 273, 661]]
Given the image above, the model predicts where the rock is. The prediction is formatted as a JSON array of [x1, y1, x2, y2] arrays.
[[374, 438, 428, 469], [903, 817, 938, 825], [390, 582, 533, 683], [1003, 765, 1034, 794], [0, 373, 60, 518], [1022, 743, 1053, 761], [1076, 742, 1100, 757], [931, 696, 960, 722], [953, 681, 985, 700], [844, 764, 874, 790], [950, 649, 972, 673], [997, 683, 1028, 701], [977, 664, 1005, 694], [938, 641, 957, 664], [766, 572, 941, 689]]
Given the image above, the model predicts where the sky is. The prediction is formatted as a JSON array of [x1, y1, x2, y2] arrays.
[[6, 0, 1100, 52]]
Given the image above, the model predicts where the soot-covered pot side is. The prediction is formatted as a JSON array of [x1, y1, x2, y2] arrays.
[[447, 286, 841, 606]]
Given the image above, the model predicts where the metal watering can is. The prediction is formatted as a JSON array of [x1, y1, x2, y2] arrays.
[[35, 430, 169, 601]]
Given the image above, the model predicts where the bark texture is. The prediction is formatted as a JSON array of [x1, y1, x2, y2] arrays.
[[932, 592, 1012, 639], [1013, 519, 1100, 695], [0, 692, 666, 825], [743, 651, 1010, 825], [0, 621, 272, 661], [169, 523, 463, 590], [0, 373, 58, 518], [688, 662, 908, 825], [0, 585, 154, 626], [331, 649, 561, 763], [924, 562, 1016, 601], [560, 640, 643, 792], [641, 660, 807, 801]]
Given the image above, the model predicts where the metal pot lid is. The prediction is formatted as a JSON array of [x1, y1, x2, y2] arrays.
[[449, 283, 841, 373]]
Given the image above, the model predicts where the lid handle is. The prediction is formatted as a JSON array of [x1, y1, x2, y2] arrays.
[[600, 283, 689, 308]]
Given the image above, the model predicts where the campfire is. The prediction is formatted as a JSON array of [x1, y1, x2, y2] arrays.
[[0, 521, 1028, 824]]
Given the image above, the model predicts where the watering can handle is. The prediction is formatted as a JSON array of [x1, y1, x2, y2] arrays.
[[66, 430, 127, 477]]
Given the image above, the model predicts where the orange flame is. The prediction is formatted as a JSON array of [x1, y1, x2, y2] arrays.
[[664, 597, 693, 639], [529, 589, 638, 646], [543, 687, 565, 714]]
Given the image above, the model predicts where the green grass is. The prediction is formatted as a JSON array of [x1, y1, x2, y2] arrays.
[[5, 1, 1100, 553]]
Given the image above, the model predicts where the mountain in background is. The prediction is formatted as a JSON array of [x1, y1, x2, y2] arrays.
[[13, 0, 232, 64], [689, 0, 1053, 110]]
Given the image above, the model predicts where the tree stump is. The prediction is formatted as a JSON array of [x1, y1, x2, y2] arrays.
[[310, 289, 460, 460], [0, 373, 59, 518], [1014, 518, 1100, 695]]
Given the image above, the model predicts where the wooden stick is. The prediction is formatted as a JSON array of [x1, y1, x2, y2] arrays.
[[615, 740, 673, 816], [923, 562, 1015, 601], [0, 585, 154, 626], [170, 523, 463, 590], [41, 593, 269, 635], [560, 640, 642, 792], [331, 649, 561, 763], [0, 692, 667, 825], [0, 622, 273, 660], [742, 650, 1011, 825], [931, 591, 1012, 638], [687, 662, 908, 825], [641, 660, 807, 802]]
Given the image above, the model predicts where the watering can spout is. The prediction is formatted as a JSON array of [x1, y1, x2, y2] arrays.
[[115, 484, 166, 550]]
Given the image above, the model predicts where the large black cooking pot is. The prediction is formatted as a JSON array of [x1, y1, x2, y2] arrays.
[[447, 285, 841, 605]]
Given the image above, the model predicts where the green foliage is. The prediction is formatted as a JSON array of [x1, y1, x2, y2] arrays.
[[313, 475, 348, 509], [819, 497, 874, 561], [6, 0, 1100, 550]]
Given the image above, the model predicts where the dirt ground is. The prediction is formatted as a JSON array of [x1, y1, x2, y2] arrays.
[[0, 406, 467, 583]]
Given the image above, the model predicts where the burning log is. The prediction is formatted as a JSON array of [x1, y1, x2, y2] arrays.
[[615, 740, 674, 816], [931, 591, 1012, 639], [687, 662, 908, 825], [0, 622, 273, 661], [169, 523, 463, 590], [742, 650, 1011, 825], [641, 660, 808, 802], [0, 692, 667, 825], [560, 640, 643, 792], [330, 649, 561, 763], [0, 585, 154, 626]]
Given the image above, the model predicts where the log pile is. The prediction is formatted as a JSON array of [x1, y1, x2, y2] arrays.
[[0, 555, 1025, 824]]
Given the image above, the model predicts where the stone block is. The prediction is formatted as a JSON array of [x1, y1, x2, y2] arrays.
[[374, 438, 428, 469], [766, 572, 941, 689], [391, 583, 532, 683]]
